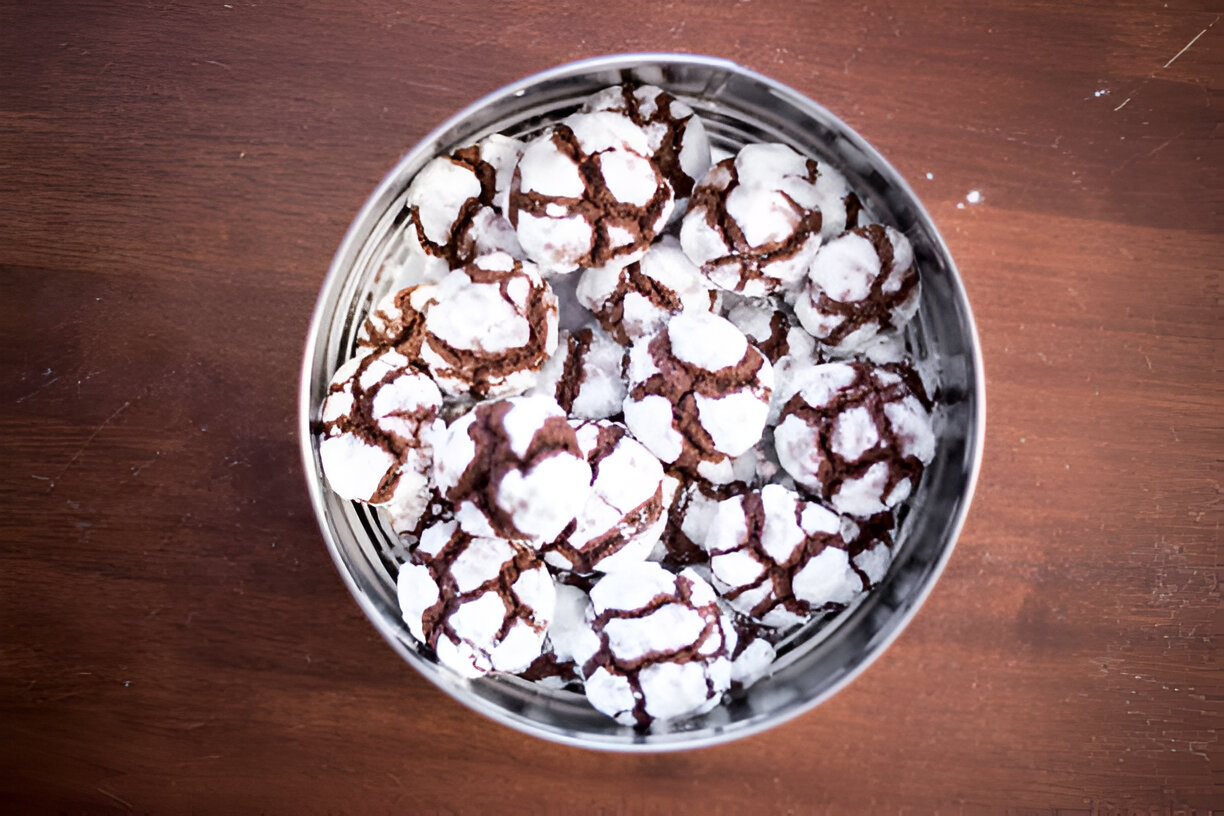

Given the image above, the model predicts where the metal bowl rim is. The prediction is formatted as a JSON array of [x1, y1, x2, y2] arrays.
[[297, 51, 986, 752]]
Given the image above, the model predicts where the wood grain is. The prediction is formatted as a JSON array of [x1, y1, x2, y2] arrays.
[[1, 1, 1220, 812]]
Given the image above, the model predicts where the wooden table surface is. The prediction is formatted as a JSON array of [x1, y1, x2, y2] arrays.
[[2, 1, 1220, 812]]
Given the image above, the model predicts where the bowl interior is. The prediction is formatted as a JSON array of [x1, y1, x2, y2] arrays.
[[300, 54, 983, 751]]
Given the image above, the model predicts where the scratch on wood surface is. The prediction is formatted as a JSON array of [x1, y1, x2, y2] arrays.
[[205, 59, 232, 71], [1145, 133, 1182, 158], [1110, 130, 1185, 176], [48, 400, 131, 491], [15, 375, 60, 403], [843, 48, 860, 74], [1163, 17, 1218, 68], [96, 787, 133, 812], [129, 452, 160, 477], [1113, 15, 1219, 112]]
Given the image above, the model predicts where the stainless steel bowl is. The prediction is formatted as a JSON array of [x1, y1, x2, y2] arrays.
[[299, 53, 984, 751]]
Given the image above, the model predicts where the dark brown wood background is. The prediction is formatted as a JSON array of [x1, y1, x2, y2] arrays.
[[2, 1, 1220, 812]]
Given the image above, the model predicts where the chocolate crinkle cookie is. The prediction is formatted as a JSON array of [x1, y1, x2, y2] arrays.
[[421, 252, 559, 399], [381, 135, 524, 287], [577, 235, 716, 345], [583, 83, 712, 209], [623, 311, 773, 485], [679, 143, 861, 297], [703, 484, 869, 628], [397, 518, 555, 677], [569, 562, 735, 728], [508, 111, 675, 274], [794, 224, 920, 354], [432, 395, 592, 543], [357, 252, 559, 401], [317, 348, 444, 523], [773, 361, 934, 517]]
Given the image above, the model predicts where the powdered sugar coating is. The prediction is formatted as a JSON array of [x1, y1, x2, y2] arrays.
[[412, 158, 483, 250], [529, 326, 627, 420], [547, 583, 592, 665], [622, 394, 684, 464], [768, 353, 831, 427], [624, 312, 773, 484], [571, 563, 734, 726], [508, 112, 675, 274], [789, 546, 862, 610], [679, 144, 861, 297], [498, 454, 592, 531], [356, 283, 437, 360], [852, 536, 893, 586], [652, 479, 743, 568], [809, 162, 857, 241], [478, 134, 526, 207], [723, 295, 817, 368], [773, 362, 934, 517], [577, 236, 715, 345], [318, 349, 444, 523], [433, 396, 592, 542], [856, 331, 908, 365], [669, 310, 748, 371], [694, 390, 770, 456], [794, 225, 920, 354], [397, 520, 555, 677], [384, 487, 452, 542], [544, 420, 666, 574], [730, 633, 776, 688]]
